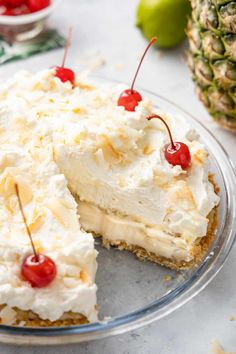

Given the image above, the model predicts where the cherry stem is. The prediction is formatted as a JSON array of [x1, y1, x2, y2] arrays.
[[146, 114, 176, 150], [130, 37, 157, 93], [15, 183, 38, 262], [61, 27, 72, 68]]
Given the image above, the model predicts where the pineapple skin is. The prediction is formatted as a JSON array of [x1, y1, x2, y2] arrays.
[[187, 0, 236, 132]]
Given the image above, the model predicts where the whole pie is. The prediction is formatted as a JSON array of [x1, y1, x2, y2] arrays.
[[0, 69, 219, 327]]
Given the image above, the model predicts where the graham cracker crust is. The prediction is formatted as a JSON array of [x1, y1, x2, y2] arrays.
[[0, 305, 88, 327]]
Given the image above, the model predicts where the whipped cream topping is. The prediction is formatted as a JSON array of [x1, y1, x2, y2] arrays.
[[0, 69, 219, 240], [22, 70, 218, 244], [0, 69, 219, 321]]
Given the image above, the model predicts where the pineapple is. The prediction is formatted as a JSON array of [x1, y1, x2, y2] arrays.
[[187, 0, 236, 132]]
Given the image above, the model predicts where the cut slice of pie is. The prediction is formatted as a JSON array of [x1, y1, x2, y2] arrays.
[[0, 69, 219, 326], [0, 114, 97, 326]]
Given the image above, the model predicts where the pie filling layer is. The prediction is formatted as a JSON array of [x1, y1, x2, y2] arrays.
[[78, 200, 194, 262], [0, 70, 219, 325]]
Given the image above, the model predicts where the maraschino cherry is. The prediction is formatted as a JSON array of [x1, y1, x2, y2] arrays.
[[15, 183, 56, 288], [27, 0, 50, 13], [0, 0, 29, 15], [1, 5, 29, 15], [117, 37, 157, 112], [146, 114, 191, 170], [54, 27, 75, 86], [3, 0, 26, 7], [0, 0, 50, 15]]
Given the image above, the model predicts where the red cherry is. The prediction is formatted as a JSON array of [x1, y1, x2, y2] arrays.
[[117, 89, 142, 112], [4, 0, 26, 7], [27, 0, 50, 12], [118, 37, 157, 112], [17, 4, 29, 14], [54, 27, 75, 86], [146, 114, 191, 170], [15, 183, 57, 288], [0, 6, 15, 15], [1, 4, 29, 15], [54, 66, 75, 85], [21, 254, 56, 288], [164, 142, 191, 170]]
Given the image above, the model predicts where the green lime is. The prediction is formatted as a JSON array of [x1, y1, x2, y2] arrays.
[[136, 0, 191, 49]]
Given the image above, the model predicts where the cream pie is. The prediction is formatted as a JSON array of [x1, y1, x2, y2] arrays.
[[0, 69, 219, 326]]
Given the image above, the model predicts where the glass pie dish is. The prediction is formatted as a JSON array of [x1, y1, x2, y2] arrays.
[[0, 79, 235, 345]]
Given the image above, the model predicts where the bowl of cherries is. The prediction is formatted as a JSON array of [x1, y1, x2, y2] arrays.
[[0, 0, 59, 41]]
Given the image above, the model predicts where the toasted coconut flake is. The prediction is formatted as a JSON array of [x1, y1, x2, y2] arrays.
[[0, 306, 16, 325]]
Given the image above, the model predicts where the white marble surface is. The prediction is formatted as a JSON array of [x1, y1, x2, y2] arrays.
[[0, 0, 235, 353]]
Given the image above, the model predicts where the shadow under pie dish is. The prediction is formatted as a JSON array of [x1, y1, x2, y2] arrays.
[[0, 71, 234, 336]]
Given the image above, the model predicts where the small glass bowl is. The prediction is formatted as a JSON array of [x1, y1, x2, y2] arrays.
[[0, 0, 59, 42], [0, 80, 235, 345]]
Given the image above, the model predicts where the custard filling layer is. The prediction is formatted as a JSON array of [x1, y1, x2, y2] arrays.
[[78, 201, 199, 262]]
